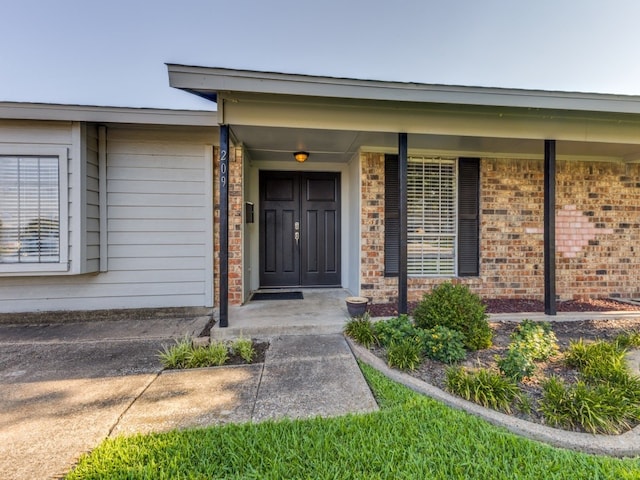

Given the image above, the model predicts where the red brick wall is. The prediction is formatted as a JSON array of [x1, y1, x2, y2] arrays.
[[213, 146, 244, 307], [556, 161, 640, 300], [360, 153, 640, 304]]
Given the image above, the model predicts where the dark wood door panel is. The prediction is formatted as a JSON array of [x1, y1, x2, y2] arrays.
[[260, 171, 340, 287]]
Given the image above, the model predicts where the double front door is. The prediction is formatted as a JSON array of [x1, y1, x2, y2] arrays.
[[259, 171, 341, 287]]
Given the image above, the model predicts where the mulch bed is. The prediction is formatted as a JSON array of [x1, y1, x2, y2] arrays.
[[366, 298, 640, 432], [368, 297, 640, 318]]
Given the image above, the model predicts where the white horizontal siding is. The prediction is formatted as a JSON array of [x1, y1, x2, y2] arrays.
[[85, 124, 100, 272], [0, 124, 215, 313]]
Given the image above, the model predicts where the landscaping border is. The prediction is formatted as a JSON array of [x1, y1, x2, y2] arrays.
[[346, 336, 640, 458]]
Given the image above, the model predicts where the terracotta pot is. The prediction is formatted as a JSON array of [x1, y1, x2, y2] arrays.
[[346, 296, 369, 317]]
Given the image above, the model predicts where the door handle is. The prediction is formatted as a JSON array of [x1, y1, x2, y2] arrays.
[[294, 231, 300, 245]]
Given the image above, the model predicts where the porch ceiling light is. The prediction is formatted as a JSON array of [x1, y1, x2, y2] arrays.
[[294, 151, 309, 163]]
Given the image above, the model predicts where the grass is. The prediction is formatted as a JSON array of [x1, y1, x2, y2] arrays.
[[66, 364, 640, 479]]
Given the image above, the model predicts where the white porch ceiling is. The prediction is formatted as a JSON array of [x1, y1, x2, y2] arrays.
[[231, 125, 640, 164]]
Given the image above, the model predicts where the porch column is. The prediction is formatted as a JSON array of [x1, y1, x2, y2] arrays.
[[398, 133, 408, 314], [544, 139, 556, 315], [219, 125, 230, 327]]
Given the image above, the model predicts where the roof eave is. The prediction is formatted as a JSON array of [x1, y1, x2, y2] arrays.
[[0, 102, 217, 126], [167, 63, 640, 116]]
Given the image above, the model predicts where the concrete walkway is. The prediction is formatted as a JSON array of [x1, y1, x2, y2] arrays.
[[0, 318, 376, 480], [3, 298, 640, 479]]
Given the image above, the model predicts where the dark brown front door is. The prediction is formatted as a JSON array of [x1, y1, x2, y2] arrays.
[[259, 171, 341, 287]]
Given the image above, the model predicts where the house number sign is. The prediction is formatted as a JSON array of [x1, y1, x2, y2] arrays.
[[220, 149, 228, 187]]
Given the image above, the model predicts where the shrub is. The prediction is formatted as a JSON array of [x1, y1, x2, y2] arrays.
[[413, 282, 492, 350], [614, 330, 640, 349], [373, 314, 417, 347], [200, 340, 230, 367], [422, 325, 466, 363], [510, 319, 559, 361], [232, 337, 256, 363], [497, 347, 536, 382], [386, 339, 423, 371], [158, 336, 192, 369], [540, 376, 640, 434], [344, 314, 376, 348], [565, 339, 629, 383], [445, 366, 520, 413]]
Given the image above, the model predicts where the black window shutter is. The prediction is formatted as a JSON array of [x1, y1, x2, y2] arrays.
[[458, 158, 480, 276], [384, 154, 399, 276]]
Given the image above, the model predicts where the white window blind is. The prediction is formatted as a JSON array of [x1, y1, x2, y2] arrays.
[[0, 156, 60, 263], [407, 157, 456, 276]]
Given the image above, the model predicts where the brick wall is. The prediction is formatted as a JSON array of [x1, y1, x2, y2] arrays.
[[556, 161, 640, 300], [360, 152, 640, 304], [213, 146, 244, 307]]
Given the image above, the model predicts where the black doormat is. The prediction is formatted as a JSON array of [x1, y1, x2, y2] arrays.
[[251, 291, 304, 301]]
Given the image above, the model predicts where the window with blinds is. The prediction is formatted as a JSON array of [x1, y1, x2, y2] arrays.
[[0, 156, 60, 264], [407, 157, 456, 276], [384, 155, 479, 278]]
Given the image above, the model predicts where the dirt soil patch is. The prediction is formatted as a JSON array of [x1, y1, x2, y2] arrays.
[[368, 298, 640, 432]]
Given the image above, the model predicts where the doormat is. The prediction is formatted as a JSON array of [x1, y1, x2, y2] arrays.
[[251, 291, 304, 301]]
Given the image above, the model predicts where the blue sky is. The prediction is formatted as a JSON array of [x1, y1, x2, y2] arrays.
[[2, 0, 640, 110]]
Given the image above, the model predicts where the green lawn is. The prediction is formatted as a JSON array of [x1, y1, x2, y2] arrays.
[[67, 364, 640, 479]]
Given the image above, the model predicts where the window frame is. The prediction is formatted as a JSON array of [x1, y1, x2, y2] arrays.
[[0, 146, 69, 274]]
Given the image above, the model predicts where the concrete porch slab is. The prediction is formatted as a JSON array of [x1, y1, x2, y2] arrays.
[[211, 289, 352, 340]]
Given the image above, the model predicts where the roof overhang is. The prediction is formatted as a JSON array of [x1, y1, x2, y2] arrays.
[[0, 102, 217, 127], [167, 64, 640, 163], [167, 64, 640, 115]]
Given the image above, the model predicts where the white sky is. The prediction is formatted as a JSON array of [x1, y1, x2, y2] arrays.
[[2, 0, 640, 110]]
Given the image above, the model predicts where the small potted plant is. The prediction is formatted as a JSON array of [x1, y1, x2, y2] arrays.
[[345, 296, 369, 317]]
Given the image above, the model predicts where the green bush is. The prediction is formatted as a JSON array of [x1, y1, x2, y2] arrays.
[[614, 330, 640, 349], [540, 376, 640, 434], [373, 314, 418, 347], [344, 314, 376, 348], [386, 339, 423, 371], [422, 325, 466, 363], [184, 340, 230, 368], [497, 347, 536, 382], [413, 282, 492, 350], [159, 338, 231, 369], [541, 336, 640, 434], [231, 337, 256, 363], [510, 319, 559, 361], [158, 336, 193, 369], [565, 339, 629, 383], [445, 366, 520, 413]]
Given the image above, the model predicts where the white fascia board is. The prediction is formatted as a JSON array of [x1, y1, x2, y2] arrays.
[[167, 64, 640, 116], [0, 102, 217, 126]]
